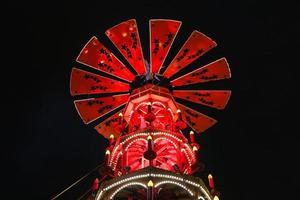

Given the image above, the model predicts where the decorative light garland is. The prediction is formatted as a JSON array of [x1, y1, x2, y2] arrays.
[[120, 132, 148, 145], [109, 144, 120, 166], [153, 137, 178, 148], [112, 151, 123, 170], [155, 180, 194, 196], [181, 148, 192, 166], [110, 182, 147, 199], [184, 143, 196, 161], [124, 138, 147, 151], [110, 132, 194, 170], [152, 131, 183, 142], [135, 102, 150, 110], [103, 174, 149, 191], [152, 101, 166, 108], [96, 172, 212, 200]]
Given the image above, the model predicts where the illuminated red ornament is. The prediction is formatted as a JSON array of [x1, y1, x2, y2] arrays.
[[92, 178, 100, 192], [144, 103, 156, 123], [70, 19, 232, 200]]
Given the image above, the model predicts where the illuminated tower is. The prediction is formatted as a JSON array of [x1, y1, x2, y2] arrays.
[[70, 19, 231, 200]]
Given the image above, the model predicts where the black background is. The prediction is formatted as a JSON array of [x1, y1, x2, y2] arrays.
[[3, 1, 299, 200]]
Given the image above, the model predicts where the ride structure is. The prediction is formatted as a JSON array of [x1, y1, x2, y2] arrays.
[[70, 19, 231, 200]]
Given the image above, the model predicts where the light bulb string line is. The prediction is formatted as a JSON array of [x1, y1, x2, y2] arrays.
[[51, 163, 103, 200]]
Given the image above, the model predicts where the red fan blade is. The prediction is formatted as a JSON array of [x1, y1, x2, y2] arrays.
[[149, 19, 181, 74], [94, 112, 121, 139], [171, 58, 231, 87], [176, 103, 217, 133], [106, 19, 146, 75], [163, 31, 217, 78], [74, 94, 129, 124], [173, 90, 231, 110], [70, 68, 130, 96], [76, 36, 135, 82]]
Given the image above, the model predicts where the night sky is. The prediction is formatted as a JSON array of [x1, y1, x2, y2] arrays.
[[3, 1, 299, 200]]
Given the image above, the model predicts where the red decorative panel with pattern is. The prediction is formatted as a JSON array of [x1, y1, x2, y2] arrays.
[[176, 103, 217, 133], [94, 112, 122, 139], [76, 36, 135, 82], [106, 19, 146, 75], [171, 58, 231, 86], [150, 19, 181, 74], [173, 90, 231, 109], [70, 68, 130, 96], [163, 31, 217, 78], [74, 94, 129, 124]]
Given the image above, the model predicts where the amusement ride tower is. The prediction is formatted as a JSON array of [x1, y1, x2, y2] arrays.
[[69, 19, 231, 200]]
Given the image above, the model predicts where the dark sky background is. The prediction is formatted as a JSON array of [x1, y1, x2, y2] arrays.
[[3, 1, 299, 200]]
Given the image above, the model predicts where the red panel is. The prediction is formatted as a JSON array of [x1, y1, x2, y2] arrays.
[[171, 58, 231, 87], [76, 36, 135, 82], [149, 19, 181, 74], [74, 94, 129, 124], [176, 103, 217, 133], [70, 68, 130, 96], [94, 112, 121, 139], [163, 31, 217, 78], [106, 19, 146, 75], [173, 90, 231, 110]]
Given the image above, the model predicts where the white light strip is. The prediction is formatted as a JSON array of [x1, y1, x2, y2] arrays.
[[154, 137, 178, 148], [155, 180, 194, 196], [109, 144, 120, 166], [125, 138, 147, 151], [184, 143, 196, 161], [110, 182, 147, 199], [120, 132, 148, 145], [96, 190, 103, 200], [103, 174, 149, 191], [200, 186, 212, 200], [96, 172, 212, 200], [152, 101, 166, 108], [112, 151, 123, 170], [152, 132, 183, 142], [181, 149, 192, 166]]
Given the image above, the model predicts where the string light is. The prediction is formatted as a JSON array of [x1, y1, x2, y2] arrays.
[[95, 172, 213, 200], [155, 180, 194, 196], [110, 182, 147, 199]]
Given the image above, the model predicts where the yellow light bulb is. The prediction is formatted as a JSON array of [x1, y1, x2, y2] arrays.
[[176, 109, 181, 113], [213, 196, 219, 200], [118, 112, 123, 117], [147, 135, 152, 140], [109, 134, 114, 139], [105, 150, 110, 155], [193, 146, 198, 151], [122, 32, 127, 37], [147, 180, 154, 187], [190, 130, 194, 135]]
